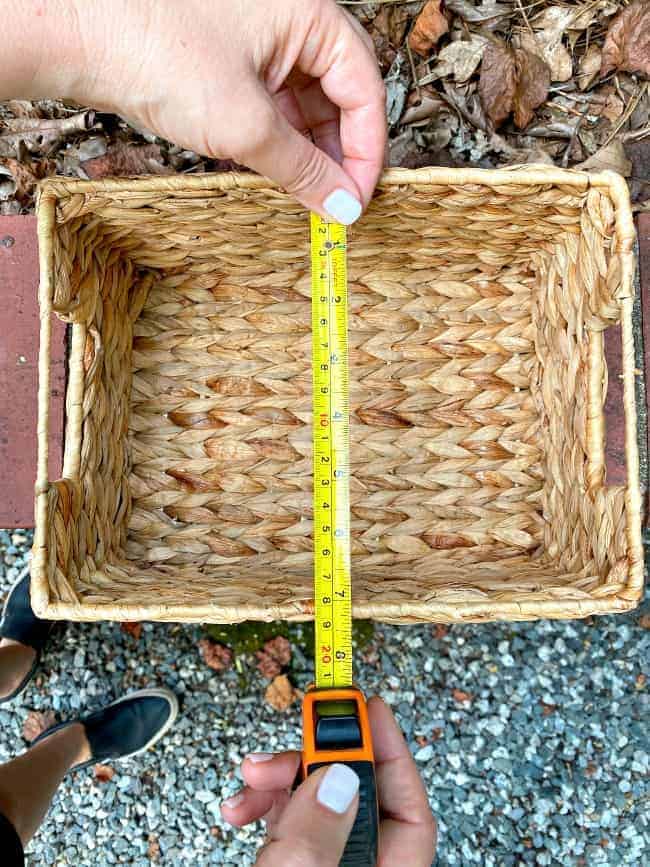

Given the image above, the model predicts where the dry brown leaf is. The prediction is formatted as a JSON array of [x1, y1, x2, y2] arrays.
[[513, 49, 551, 128], [148, 835, 161, 862], [540, 701, 557, 716], [257, 653, 282, 679], [639, 614, 650, 629], [23, 710, 56, 742], [120, 621, 143, 640], [601, 1, 650, 78], [479, 40, 518, 128], [511, 146, 556, 166], [81, 142, 172, 179], [367, 5, 411, 71], [4, 100, 40, 118], [446, 0, 510, 24], [0, 164, 16, 199], [578, 44, 603, 90], [452, 688, 473, 703], [516, 6, 574, 81], [380, 5, 412, 47], [577, 140, 632, 176], [265, 674, 300, 711], [515, 29, 572, 82], [401, 88, 444, 125], [199, 639, 234, 672], [256, 636, 292, 679], [590, 86, 626, 122], [0, 157, 54, 204], [93, 764, 116, 783], [568, 4, 599, 33], [265, 636, 292, 666], [409, 1, 449, 56], [433, 36, 488, 81], [602, 92, 626, 123]]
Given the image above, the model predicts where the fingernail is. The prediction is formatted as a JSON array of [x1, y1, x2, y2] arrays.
[[247, 752, 274, 763], [323, 189, 362, 225], [221, 792, 245, 809], [316, 763, 359, 814]]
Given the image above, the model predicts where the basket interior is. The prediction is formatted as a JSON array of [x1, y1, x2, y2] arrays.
[[41, 176, 633, 619]]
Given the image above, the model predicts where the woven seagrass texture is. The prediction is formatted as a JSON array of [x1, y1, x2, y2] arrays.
[[32, 168, 643, 623]]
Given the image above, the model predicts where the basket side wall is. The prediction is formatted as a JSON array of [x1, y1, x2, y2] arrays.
[[33, 213, 153, 613], [531, 185, 643, 604]]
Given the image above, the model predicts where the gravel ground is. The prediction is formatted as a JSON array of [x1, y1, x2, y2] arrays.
[[0, 529, 648, 866]]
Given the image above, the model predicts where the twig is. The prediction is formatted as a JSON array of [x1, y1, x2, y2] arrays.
[[549, 101, 594, 120], [405, 38, 422, 105], [515, 0, 534, 33], [623, 124, 650, 144], [562, 105, 590, 168], [549, 89, 607, 107], [614, 74, 627, 107], [566, 0, 601, 28], [601, 82, 648, 149]]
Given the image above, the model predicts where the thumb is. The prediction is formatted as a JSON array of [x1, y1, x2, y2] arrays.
[[230, 88, 364, 225], [256, 763, 359, 867]]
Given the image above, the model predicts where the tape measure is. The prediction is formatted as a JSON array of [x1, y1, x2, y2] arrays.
[[310, 213, 353, 689], [299, 215, 379, 867]]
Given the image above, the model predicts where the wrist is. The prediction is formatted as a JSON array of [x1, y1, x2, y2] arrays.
[[0, 0, 118, 104]]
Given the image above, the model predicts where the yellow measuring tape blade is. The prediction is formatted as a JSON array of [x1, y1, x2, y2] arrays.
[[310, 213, 353, 690]]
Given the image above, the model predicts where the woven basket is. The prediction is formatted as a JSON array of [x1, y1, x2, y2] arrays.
[[31, 167, 643, 624]]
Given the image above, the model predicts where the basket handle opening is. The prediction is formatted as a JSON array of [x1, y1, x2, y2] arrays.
[[47, 318, 67, 483], [602, 281, 648, 510], [603, 323, 629, 488]]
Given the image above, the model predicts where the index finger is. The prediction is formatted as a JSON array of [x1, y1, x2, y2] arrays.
[[298, 2, 386, 207]]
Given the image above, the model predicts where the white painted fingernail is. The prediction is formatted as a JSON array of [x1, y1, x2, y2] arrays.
[[221, 792, 245, 809], [316, 763, 359, 814], [247, 752, 274, 763], [323, 189, 362, 225]]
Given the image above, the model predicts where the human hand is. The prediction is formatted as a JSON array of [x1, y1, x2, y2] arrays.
[[221, 696, 437, 866], [19, 0, 386, 223]]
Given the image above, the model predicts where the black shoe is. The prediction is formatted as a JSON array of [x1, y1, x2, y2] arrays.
[[0, 569, 53, 703], [32, 688, 179, 772]]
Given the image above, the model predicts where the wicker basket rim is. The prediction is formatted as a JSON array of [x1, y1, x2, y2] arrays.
[[37, 163, 626, 199]]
